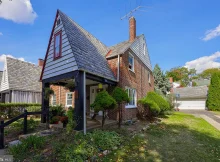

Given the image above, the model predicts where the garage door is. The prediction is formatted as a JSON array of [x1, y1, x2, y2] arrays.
[[176, 100, 206, 110]]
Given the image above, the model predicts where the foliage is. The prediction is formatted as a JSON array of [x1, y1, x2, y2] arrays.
[[166, 67, 196, 87], [91, 91, 116, 112], [91, 91, 116, 128], [147, 92, 170, 112], [153, 64, 171, 95], [50, 105, 65, 117], [64, 81, 75, 91], [51, 116, 61, 124], [10, 117, 39, 132], [56, 130, 122, 161], [199, 68, 220, 79], [66, 107, 77, 134], [192, 81, 197, 87], [138, 98, 160, 113], [8, 135, 45, 161], [45, 87, 54, 100], [0, 103, 41, 119], [112, 87, 129, 128], [206, 73, 220, 111]]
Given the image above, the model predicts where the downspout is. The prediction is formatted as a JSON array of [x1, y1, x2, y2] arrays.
[[59, 86, 61, 105], [83, 71, 86, 135], [117, 55, 120, 82]]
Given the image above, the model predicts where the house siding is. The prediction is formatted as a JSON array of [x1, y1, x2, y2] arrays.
[[108, 49, 154, 120], [42, 14, 78, 80], [0, 58, 9, 91], [50, 85, 75, 109]]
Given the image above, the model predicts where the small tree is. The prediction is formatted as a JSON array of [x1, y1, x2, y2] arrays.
[[112, 87, 129, 128], [91, 91, 116, 128], [206, 73, 220, 111]]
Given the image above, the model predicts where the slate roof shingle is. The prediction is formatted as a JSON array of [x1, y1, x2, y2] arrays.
[[7, 57, 42, 92], [173, 86, 208, 99], [58, 10, 116, 81]]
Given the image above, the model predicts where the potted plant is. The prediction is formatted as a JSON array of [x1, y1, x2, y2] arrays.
[[64, 81, 75, 92], [45, 87, 54, 100]]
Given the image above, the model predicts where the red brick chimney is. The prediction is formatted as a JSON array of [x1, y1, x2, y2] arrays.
[[38, 59, 44, 67], [129, 17, 136, 42]]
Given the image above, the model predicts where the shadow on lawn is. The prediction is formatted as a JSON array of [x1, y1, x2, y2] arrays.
[[102, 121, 220, 162]]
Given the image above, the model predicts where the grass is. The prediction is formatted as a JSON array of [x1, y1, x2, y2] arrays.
[[102, 112, 220, 162]]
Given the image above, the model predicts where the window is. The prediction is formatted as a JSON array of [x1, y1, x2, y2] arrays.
[[128, 53, 134, 72], [3, 70, 6, 82], [143, 44, 146, 55], [125, 87, 136, 108], [66, 93, 73, 107], [51, 94, 56, 106], [57, 19, 60, 26], [148, 72, 151, 83], [54, 31, 62, 59]]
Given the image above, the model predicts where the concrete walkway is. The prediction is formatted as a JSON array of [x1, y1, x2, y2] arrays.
[[180, 110, 220, 130]]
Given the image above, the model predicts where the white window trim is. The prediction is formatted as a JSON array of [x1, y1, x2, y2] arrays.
[[125, 87, 137, 109], [143, 44, 146, 55], [128, 53, 135, 72], [66, 92, 73, 107], [148, 72, 151, 83], [51, 94, 56, 106]]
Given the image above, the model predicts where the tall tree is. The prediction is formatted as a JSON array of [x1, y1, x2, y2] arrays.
[[153, 64, 171, 95], [206, 72, 220, 111], [199, 68, 220, 79]]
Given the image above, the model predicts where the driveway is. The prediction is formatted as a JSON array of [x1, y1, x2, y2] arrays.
[[180, 110, 220, 130]]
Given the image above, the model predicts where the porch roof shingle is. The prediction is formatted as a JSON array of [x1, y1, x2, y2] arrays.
[[59, 10, 117, 81]]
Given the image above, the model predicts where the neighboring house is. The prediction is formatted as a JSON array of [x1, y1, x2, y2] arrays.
[[173, 86, 208, 110], [40, 10, 154, 130], [193, 79, 210, 86], [0, 57, 43, 103]]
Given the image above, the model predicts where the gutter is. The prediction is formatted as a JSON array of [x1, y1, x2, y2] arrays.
[[117, 55, 120, 82]]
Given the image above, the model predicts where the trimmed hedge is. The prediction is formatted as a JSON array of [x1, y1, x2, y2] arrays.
[[206, 72, 220, 111], [0, 103, 41, 119], [146, 92, 170, 111]]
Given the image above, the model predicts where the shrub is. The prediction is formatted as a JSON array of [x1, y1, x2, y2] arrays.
[[206, 72, 220, 111], [66, 107, 77, 134], [51, 116, 61, 124], [0, 103, 41, 119], [111, 87, 129, 128], [8, 135, 45, 161], [57, 130, 122, 161], [91, 91, 116, 128], [147, 92, 170, 111]]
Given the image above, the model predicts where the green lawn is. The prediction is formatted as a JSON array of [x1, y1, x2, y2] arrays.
[[102, 112, 220, 162]]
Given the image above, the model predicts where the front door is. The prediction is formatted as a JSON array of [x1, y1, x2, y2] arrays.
[[90, 85, 107, 116]]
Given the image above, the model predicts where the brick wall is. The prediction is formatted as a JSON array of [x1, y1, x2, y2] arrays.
[[108, 49, 154, 121], [50, 85, 75, 109]]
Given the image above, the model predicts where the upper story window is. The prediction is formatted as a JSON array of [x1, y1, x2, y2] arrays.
[[57, 19, 61, 26], [143, 44, 146, 55], [148, 72, 151, 83], [128, 53, 134, 72], [54, 31, 62, 59], [3, 70, 6, 82]]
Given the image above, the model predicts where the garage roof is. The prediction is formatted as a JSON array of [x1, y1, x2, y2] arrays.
[[173, 86, 208, 99]]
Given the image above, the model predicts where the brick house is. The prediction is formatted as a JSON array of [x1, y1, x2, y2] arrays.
[[40, 10, 154, 131]]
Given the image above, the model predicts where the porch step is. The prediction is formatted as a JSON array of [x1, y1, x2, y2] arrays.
[[19, 129, 57, 140]]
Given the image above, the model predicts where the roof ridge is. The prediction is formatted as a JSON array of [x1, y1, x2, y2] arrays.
[[6, 57, 41, 68], [58, 10, 108, 51]]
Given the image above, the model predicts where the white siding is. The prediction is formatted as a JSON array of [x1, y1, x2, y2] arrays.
[[0, 57, 9, 91], [42, 14, 78, 80], [130, 35, 152, 71]]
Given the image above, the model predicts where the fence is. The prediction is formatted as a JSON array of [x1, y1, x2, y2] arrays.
[[0, 109, 49, 149]]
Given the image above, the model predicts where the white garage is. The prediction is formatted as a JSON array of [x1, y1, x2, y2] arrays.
[[173, 86, 208, 110]]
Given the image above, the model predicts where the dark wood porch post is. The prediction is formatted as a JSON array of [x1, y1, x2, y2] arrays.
[[74, 71, 86, 132], [41, 82, 50, 123]]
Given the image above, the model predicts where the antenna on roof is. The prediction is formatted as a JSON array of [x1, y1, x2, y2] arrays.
[[120, 6, 150, 20]]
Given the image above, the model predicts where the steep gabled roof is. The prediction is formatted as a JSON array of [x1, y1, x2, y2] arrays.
[[107, 35, 152, 71], [173, 86, 208, 99], [58, 10, 116, 81], [0, 71, 2, 90], [6, 57, 42, 92]]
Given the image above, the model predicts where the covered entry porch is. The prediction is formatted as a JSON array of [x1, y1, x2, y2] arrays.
[[41, 70, 117, 133]]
